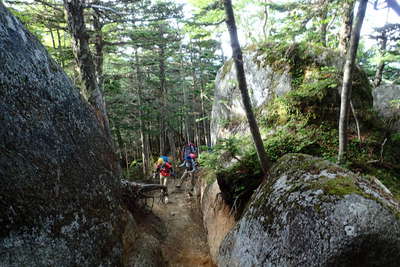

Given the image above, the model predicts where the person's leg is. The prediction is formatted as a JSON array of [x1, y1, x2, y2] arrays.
[[177, 170, 188, 187]]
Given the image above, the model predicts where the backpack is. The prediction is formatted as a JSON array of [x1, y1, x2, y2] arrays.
[[160, 155, 169, 163], [183, 143, 197, 160], [160, 162, 172, 176]]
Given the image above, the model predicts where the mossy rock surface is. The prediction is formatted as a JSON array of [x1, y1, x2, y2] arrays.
[[218, 153, 400, 267]]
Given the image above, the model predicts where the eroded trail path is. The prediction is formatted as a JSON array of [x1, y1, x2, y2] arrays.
[[152, 180, 215, 267]]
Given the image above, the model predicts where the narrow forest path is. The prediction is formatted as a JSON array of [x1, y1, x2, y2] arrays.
[[152, 178, 215, 267]]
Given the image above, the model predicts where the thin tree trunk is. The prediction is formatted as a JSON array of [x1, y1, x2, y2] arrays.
[[56, 29, 64, 68], [92, 6, 104, 88], [319, 8, 328, 46], [145, 127, 152, 170], [159, 24, 166, 154], [223, 0, 270, 176], [124, 143, 129, 177], [373, 34, 387, 87], [167, 130, 177, 169], [198, 48, 210, 147], [201, 98, 209, 146], [178, 46, 190, 143], [115, 124, 124, 153], [338, 0, 355, 56], [195, 119, 200, 147], [386, 0, 400, 16], [338, 0, 368, 164], [49, 27, 56, 49], [262, 0, 270, 40], [91, 4, 112, 144], [350, 100, 361, 141], [135, 50, 150, 176], [189, 43, 198, 143]]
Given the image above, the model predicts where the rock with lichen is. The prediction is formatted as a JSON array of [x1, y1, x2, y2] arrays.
[[0, 3, 126, 266], [218, 153, 400, 267]]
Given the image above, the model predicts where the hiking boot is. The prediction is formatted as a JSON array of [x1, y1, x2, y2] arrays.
[[163, 196, 169, 204]]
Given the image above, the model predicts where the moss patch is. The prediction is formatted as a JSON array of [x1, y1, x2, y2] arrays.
[[312, 176, 365, 197]]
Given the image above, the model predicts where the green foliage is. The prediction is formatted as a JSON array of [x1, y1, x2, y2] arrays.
[[216, 150, 263, 218], [199, 136, 253, 170], [391, 133, 400, 142], [199, 150, 221, 170]]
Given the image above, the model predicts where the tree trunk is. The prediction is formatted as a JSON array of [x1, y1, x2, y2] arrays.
[[199, 49, 211, 147], [223, 0, 271, 176], [262, 0, 270, 40], [56, 28, 64, 68], [178, 46, 191, 143], [319, 2, 328, 47], [386, 0, 400, 16], [167, 130, 177, 169], [338, 0, 368, 164], [115, 123, 124, 158], [92, 5, 104, 88], [135, 50, 150, 176], [201, 96, 209, 146], [350, 100, 361, 141], [158, 25, 166, 154], [373, 34, 387, 87], [124, 142, 129, 177], [338, 0, 355, 56], [63, 0, 112, 141], [49, 27, 56, 49]]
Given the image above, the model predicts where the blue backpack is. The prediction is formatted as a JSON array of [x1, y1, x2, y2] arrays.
[[160, 155, 169, 163]]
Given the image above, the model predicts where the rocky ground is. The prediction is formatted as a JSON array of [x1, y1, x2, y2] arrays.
[[151, 177, 215, 267]]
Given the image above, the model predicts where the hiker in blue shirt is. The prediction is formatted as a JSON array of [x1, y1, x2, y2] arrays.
[[176, 153, 197, 195], [180, 142, 197, 162]]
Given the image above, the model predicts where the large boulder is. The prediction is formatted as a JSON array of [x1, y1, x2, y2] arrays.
[[373, 84, 400, 131], [0, 3, 126, 265], [210, 51, 291, 144], [218, 154, 400, 267], [210, 44, 373, 143], [200, 180, 236, 263]]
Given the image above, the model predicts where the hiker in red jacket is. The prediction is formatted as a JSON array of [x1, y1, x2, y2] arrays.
[[153, 153, 175, 187]]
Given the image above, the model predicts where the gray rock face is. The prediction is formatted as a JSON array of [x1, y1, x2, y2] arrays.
[[218, 154, 400, 267], [0, 3, 125, 266], [373, 84, 400, 131], [210, 51, 292, 144]]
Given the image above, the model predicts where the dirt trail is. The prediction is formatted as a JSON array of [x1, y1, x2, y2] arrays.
[[152, 178, 215, 267]]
